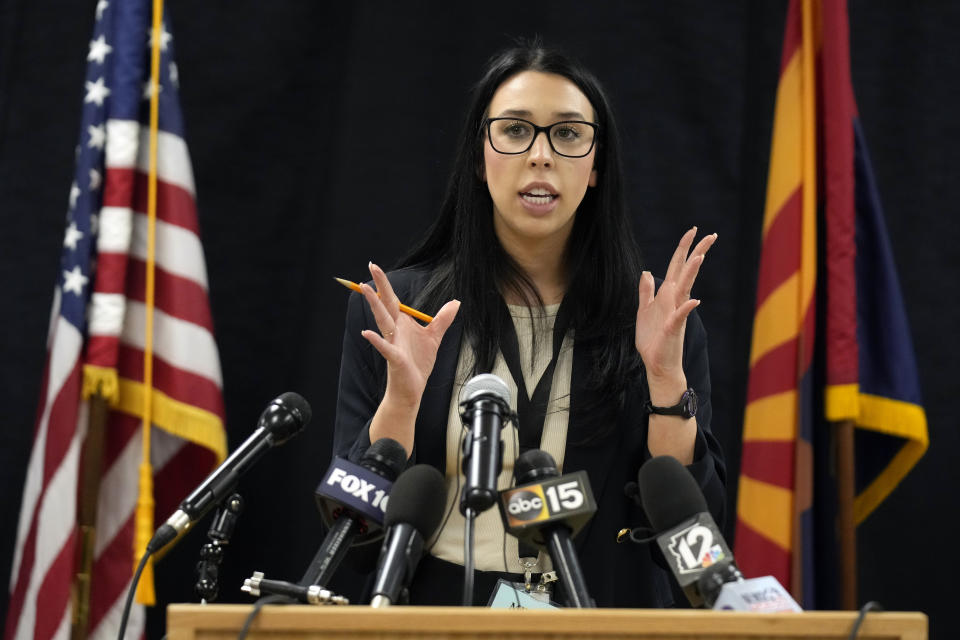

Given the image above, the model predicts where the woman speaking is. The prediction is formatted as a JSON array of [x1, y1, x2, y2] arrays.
[[332, 41, 726, 607]]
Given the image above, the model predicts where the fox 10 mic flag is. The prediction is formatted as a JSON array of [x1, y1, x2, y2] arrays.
[[4, 2, 227, 640], [735, 0, 928, 609]]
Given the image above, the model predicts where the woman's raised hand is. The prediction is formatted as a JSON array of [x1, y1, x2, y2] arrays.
[[634, 228, 717, 387], [360, 262, 460, 407]]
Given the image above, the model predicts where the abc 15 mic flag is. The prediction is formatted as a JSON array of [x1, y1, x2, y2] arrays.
[[498, 471, 597, 548]]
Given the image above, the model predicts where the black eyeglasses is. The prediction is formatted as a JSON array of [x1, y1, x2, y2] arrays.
[[485, 117, 599, 158]]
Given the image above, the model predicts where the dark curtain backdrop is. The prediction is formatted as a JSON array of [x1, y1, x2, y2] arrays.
[[1, 1, 957, 638]]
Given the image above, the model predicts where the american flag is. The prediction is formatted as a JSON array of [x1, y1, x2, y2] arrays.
[[5, 1, 226, 639]]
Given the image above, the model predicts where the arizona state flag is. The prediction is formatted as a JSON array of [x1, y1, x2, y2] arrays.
[[734, 0, 928, 608]]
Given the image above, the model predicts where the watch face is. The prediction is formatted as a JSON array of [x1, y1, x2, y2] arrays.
[[683, 389, 698, 418]]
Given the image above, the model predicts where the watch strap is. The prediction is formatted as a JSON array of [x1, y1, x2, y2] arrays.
[[644, 388, 697, 419]]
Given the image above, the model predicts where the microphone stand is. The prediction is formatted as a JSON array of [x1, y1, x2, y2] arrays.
[[545, 525, 594, 608], [195, 493, 244, 603], [462, 508, 476, 606], [298, 507, 362, 588], [458, 398, 509, 606]]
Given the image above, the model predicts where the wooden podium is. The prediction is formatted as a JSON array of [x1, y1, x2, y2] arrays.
[[167, 604, 927, 640]]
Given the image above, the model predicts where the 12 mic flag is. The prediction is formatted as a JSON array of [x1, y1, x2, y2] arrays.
[[5, 1, 227, 639], [735, 0, 928, 608]]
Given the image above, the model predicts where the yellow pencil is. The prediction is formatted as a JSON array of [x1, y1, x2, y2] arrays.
[[334, 277, 434, 323]]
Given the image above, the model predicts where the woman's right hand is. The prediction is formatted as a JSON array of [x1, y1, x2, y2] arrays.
[[360, 263, 460, 447]]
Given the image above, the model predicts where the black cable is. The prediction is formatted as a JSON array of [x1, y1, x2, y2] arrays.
[[501, 420, 526, 609], [624, 526, 658, 544], [116, 549, 152, 640], [236, 595, 294, 640], [462, 507, 476, 605], [427, 382, 521, 606], [497, 410, 522, 576], [467, 400, 519, 608], [509, 416, 519, 483], [425, 422, 467, 554], [847, 601, 884, 640]]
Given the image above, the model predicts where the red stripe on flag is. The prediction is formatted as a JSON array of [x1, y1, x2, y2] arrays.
[[85, 334, 121, 370], [91, 255, 214, 331], [102, 168, 200, 234], [98, 412, 139, 484], [30, 351, 53, 442], [89, 252, 129, 296], [779, 0, 802, 74], [3, 512, 38, 640], [755, 188, 802, 310], [127, 258, 214, 330], [42, 362, 82, 487], [746, 339, 799, 403], [101, 166, 135, 211], [132, 169, 199, 233], [739, 441, 795, 489], [87, 513, 135, 634], [34, 528, 77, 640], [153, 441, 217, 516], [116, 345, 225, 419], [734, 518, 791, 588]]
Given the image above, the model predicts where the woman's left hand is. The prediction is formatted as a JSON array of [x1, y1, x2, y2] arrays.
[[635, 227, 717, 388]]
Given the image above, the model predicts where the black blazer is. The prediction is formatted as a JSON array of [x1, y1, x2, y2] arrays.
[[332, 267, 726, 607]]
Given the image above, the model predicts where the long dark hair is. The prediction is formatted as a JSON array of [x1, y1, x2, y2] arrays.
[[398, 41, 644, 436]]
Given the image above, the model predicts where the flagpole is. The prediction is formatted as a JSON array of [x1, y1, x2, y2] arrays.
[[835, 419, 857, 609], [71, 394, 110, 640]]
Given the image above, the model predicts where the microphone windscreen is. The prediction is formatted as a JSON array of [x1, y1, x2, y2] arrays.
[[459, 373, 513, 406], [278, 391, 312, 425], [260, 392, 312, 443], [514, 449, 559, 485], [637, 455, 708, 532], [384, 464, 446, 537], [363, 438, 408, 480]]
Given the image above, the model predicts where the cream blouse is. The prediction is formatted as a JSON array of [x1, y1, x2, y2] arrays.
[[428, 303, 574, 573]]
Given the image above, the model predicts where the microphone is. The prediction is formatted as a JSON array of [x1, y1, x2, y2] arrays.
[[637, 455, 730, 607], [458, 373, 512, 515], [298, 437, 408, 587], [369, 464, 446, 607], [148, 392, 311, 552], [499, 449, 597, 608], [697, 559, 800, 611], [637, 456, 800, 611]]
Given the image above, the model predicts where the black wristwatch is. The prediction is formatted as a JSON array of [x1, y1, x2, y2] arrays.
[[644, 388, 698, 419]]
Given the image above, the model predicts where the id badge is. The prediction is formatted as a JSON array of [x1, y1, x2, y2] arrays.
[[487, 579, 560, 610]]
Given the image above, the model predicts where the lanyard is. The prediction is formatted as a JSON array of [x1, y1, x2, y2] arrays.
[[497, 297, 573, 564], [496, 297, 572, 455]]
